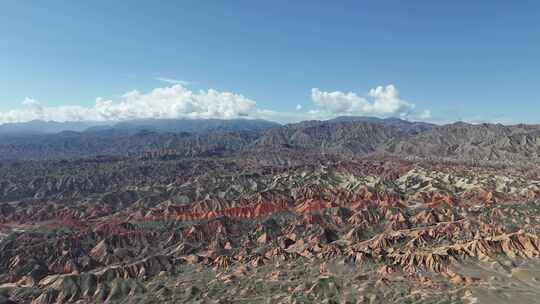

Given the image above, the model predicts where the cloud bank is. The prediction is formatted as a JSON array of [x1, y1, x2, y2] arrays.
[[0, 85, 257, 124], [0, 84, 431, 125], [310, 85, 415, 117]]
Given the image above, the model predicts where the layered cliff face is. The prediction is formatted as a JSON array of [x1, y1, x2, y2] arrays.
[[1, 155, 540, 304]]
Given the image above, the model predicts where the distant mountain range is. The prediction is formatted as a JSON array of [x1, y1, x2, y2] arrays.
[[328, 116, 435, 134], [0, 116, 436, 137], [0, 118, 281, 136], [2, 117, 540, 165], [0, 120, 106, 136]]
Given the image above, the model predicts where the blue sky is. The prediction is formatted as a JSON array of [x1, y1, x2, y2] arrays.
[[1, 1, 539, 124]]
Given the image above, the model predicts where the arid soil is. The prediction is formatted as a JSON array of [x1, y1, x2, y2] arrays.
[[2, 155, 540, 304], [3, 118, 540, 303]]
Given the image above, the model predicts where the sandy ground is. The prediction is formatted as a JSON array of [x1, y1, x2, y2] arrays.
[[452, 259, 540, 304]]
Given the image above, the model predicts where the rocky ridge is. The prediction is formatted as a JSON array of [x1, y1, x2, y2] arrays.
[[2, 158, 540, 303]]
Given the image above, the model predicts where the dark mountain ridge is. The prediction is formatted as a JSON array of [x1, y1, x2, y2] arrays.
[[0, 118, 281, 137], [2, 117, 540, 164], [0, 120, 106, 136], [328, 115, 435, 134], [86, 118, 281, 135], [386, 122, 540, 163]]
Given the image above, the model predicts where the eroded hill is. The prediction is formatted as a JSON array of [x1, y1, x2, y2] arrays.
[[2, 118, 540, 303], [1, 155, 540, 303]]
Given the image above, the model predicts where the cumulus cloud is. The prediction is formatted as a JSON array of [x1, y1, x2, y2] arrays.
[[310, 85, 415, 117], [0, 83, 433, 125], [0, 85, 257, 124]]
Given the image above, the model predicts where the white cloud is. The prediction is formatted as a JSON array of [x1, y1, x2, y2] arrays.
[[310, 84, 416, 117], [0, 83, 433, 125], [0, 85, 257, 124], [155, 77, 193, 86], [418, 110, 432, 120], [22, 97, 40, 106]]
